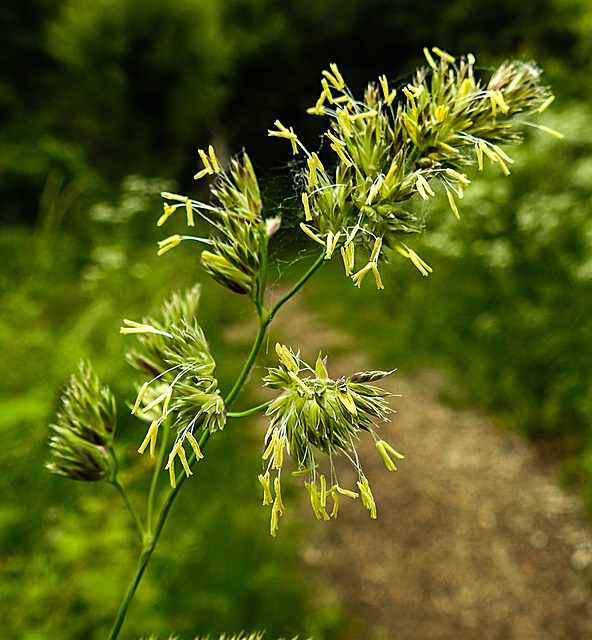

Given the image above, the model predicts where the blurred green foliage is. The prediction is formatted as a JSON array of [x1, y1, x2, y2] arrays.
[[2, 0, 592, 637]]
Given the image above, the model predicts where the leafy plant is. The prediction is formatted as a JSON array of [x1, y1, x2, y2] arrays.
[[46, 48, 558, 639]]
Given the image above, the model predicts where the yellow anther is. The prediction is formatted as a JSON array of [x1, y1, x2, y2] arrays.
[[307, 90, 327, 115], [268, 120, 299, 154], [197, 149, 214, 176], [371, 263, 384, 290], [141, 386, 172, 416], [336, 107, 353, 138], [395, 245, 433, 276], [132, 382, 149, 415], [496, 156, 511, 176], [378, 74, 396, 105], [157, 202, 176, 227], [157, 234, 182, 256], [177, 444, 192, 477], [185, 200, 194, 227], [305, 481, 330, 521], [479, 140, 499, 163], [161, 192, 188, 202], [258, 472, 273, 505], [432, 46, 455, 64], [320, 78, 334, 104], [320, 474, 327, 509], [262, 433, 276, 462], [273, 477, 284, 511], [331, 143, 353, 167], [423, 47, 437, 70], [322, 63, 345, 91], [376, 440, 404, 471], [208, 145, 220, 173], [492, 145, 515, 165], [489, 89, 510, 116], [306, 103, 326, 116], [326, 131, 345, 147], [533, 124, 564, 139], [369, 236, 382, 262], [415, 174, 435, 200], [445, 168, 471, 185], [341, 241, 355, 276], [138, 420, 159, 456], [537, 95, 555, 113], [335, 484, 359, 499], [184, 431, 204, 460], [350, 109, 378, 121], [307, 153, 324, 187], [476, 144, 484, 171], [120, 320, 158, 335], [352, 263, 372, 288], [447, 191, 460, 220], [356, 475, 377, 519], [311, 152, 325, 173], [325, 231, 341, 259], [167, 458, 176, 488], [299, 223, 326, 246], [330, 489, 339, 517], [302, 192, 312, 221]]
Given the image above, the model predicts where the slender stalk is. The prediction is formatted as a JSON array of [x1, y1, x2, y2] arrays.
[[269, 250, 326, 320], [151, 433, 210, 544], [227, 400, 273, 418], [108, 448, 145, 539], [225, 312, 271, 409], [106, 437, 208, 640], [226, 250, 326, 409], [109, 477, 145, 540], [106, 548, 152, 640]]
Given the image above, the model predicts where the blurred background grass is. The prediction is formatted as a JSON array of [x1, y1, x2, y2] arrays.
[[1, 0, 592, 637]]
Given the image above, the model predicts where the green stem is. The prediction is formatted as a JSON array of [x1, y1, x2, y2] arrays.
[[106, 435, 209, 640], [106, 250, 326, 640], [106, 548, 152, 640], [110, 477, 145, 540], [226, 250, 326, 409], [269, 250, 326, 320], [227, 400, 272, 418], [225, 312, 271, 409], [152, 433, 211, 544], [108, 448, 145, 539]]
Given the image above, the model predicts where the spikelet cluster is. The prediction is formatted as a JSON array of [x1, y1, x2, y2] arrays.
[[158, 152, 279, 301], [259, 344, 403, 535], [47, 362, 117, 482], [269, 48, 558, 285], [121, 286, 225, 486]]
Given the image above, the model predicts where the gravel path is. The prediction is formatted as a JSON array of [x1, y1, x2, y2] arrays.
[[272, 305, 592, 640]]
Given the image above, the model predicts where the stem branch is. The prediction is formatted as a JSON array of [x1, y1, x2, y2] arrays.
[[106, 249, 325, 640]]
